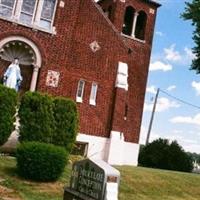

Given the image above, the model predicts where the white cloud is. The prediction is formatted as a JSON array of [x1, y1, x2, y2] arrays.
[[172, 130, 183, 134], [146, 85, 157, 94], [149, 61, 172, 72], [166, 134, 199, 153], [144, 97, 180, 112], [156, 31, 164, 36], [140, 126, 200, 153], [164, 44, 181, 62], [184, 47, 196, 60], [184, 144, 200, 153], [139, 125, 161, 145], [170, 113, 200, 126], [192, 81, 200, 96], [167, 85, 176, 91]]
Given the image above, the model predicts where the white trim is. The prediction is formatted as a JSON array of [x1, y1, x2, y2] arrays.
[[121, 33, 146, 43], [89, 82, 98, 106], [115, 62, 128, 90], [107, 131, 139, 165], [50, 0, 58, 30], [76, 96, 83, 103], [0, 36, 42, 91], [77, 133, 110, 161], [12, 0, 19, 19], [30, 66, 39, 92], [76, 133, 139, 166], [131, 12, 139, 38], [34, 0, 44, 25], [13, 0, 23, 20]]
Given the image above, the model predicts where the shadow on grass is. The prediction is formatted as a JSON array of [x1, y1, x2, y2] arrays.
[[4, 166, 18, 177]]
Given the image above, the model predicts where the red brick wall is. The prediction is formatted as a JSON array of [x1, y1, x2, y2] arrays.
[[99, 0, 158, 143], [0, 0, 158, 144]]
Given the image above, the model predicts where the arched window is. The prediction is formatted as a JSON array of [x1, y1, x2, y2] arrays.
[[135, 11, 147, 40], [122, 6, 135, 36]]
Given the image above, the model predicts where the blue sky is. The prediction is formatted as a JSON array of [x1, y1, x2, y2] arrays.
[[140, 0, 200, 153]]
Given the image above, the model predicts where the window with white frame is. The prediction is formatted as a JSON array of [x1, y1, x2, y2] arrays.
[[0, 0, 57, 32], [89, 82, 98, 106], [20, 0, 37, 24], [76, 80, 85, 103], [0, 0, 15, 18], [40, 0, 56, 29]]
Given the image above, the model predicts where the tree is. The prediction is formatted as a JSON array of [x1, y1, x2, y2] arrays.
[[52, 97, 78, 152], [187, 152, 200, 164], [182, 0, 200, 73], [138, 138, 193, 172], [19, 92, 55, 143]]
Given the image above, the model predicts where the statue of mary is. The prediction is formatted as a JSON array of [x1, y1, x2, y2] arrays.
[[3, 58, 23, 91]]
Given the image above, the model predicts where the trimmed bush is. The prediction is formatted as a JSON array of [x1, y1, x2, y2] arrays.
[[52, 97, 78, 152], [18, 92, 55, 143], [16, 142, 68, 181], [138, 138, 193, 172], [0, 84, 18, 145]]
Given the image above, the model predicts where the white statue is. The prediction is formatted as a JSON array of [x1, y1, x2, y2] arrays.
[[3, 58, 23, 91]]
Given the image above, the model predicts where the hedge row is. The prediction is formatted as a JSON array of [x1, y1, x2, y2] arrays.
[[0, 84, 78, 181], [0, 85, 18, 145], [52, 97, 78, 152], [16, 142, 68, 181], [18, 91, 78, 152], [0, 85, 78, 153], [19, 92, 54, 144]]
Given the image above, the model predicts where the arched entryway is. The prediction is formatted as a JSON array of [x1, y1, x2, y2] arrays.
[[0, 36, 42, 92]]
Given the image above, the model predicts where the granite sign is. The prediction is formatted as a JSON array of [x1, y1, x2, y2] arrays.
[[64, 158, 120, 200]]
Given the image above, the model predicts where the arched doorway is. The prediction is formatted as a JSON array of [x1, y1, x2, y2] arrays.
[[0, 36, 42, 93]]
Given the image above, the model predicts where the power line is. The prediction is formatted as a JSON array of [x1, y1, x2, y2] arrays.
[[145, 88, 200, 145], [159, 89, 200, 110]]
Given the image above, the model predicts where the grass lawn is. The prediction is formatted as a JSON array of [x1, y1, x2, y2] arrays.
[[1, 156, 200, 200]]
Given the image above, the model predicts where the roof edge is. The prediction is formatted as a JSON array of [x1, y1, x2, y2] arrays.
[[143, 0, 161, 8], [98, 0, 161, 8]]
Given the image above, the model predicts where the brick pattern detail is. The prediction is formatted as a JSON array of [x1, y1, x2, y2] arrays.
[[0, 0, 158, 144]]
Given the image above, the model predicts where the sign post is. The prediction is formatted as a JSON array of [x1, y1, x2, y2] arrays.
[[63, 158, 120, 200]]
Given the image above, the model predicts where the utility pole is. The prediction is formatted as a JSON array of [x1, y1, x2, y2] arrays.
[[145, 88, 160, 145]]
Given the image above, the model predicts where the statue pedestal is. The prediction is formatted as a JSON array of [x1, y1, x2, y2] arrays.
[[1, 130, 19, 153]]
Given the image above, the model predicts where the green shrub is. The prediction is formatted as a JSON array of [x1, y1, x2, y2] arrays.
[[0, 84, 18, 145], [52, 97, 78, 152], [138, 138, 193, 172], [18, 92, 55, 143], [16, 142, 68, 181]]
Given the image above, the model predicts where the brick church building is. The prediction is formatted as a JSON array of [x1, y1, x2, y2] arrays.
[[0, 0, 160, 165]]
